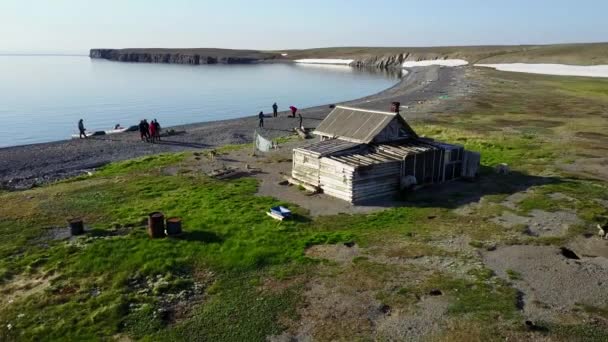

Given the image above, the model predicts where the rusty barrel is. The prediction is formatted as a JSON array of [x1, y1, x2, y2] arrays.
[[166, 217, 182, 236], [148, 212, 165, 238], [68, 218, 84, 236], [390, 101, 401, 113]]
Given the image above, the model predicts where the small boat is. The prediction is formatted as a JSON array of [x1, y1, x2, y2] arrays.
[[70, 125, 137, 139], [70, 131, 106, 139], [267, 206, 292, 221]]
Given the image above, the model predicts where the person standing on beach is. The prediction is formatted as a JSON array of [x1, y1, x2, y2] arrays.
[[78, 119, 87, 139], [272, 102, 278, 117], [298, 113, 303, 130], [258, 111, 264, 128], [153, 119, 161, 141], [138, 120, 146, 141], [149, 119, 157, 143]]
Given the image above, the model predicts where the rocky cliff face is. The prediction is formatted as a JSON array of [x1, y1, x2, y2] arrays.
[[90, 49, 268, 65], [90, 49, 456, 69], [351, 53, 451, 69]]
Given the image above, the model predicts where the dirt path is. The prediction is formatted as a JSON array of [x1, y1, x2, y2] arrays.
[[0, 66, 468, 190]]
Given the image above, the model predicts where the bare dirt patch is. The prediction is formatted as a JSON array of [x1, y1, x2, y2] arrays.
[[575, 131, 608, 142], [558, 157, 608, 182], [0, 273, 58, 309], [375, 296, 449, 341], [566, 236, 608, 259], [492, 209, 581, 237], [305, 243, 360, 264], [483, 245, 608, 322], [493, 118, 564, 128]]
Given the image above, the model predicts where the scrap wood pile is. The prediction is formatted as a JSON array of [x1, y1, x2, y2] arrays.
[[294, 127, 312, 139], [207, 167, 242, 180]]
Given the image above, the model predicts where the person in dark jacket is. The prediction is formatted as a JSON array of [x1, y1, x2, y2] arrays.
[[272, 103, 278, 117], [78, 119, 87, 139], [139, 119, 149, 142], [153, 119, 161, 141], [298, 113, 303, 129], [258, 111, 264, 128]]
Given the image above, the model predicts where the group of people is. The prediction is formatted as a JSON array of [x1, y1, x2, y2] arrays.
[[258, 102, 302, 128], [139, 119, 162, 143]]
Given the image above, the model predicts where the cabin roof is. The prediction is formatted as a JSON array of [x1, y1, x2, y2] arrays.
[[294, 139, 361, 157], [313, 106, 418, 144], [326, 139, 441, 168]]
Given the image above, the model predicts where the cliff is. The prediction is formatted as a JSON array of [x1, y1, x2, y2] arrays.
[[91, 43, 608, 68], [90, 48, 282, 65]]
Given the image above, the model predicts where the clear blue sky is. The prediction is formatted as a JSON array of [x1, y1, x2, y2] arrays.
[[1, 0, 606, 53]]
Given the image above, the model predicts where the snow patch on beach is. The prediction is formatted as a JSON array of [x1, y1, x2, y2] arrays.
[[294, 59, 354, 65], [476, 63, 608, 78], [402, 59, 469, 68], [294, 63, 354, 72]]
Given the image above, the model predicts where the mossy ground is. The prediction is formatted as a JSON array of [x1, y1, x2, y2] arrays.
[[1, 68, 608, 341]]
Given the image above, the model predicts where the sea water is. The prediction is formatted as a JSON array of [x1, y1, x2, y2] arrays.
[[0, 55, 399, 147]]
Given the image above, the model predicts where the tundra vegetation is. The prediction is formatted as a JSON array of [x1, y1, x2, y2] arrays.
[[1, 68, 608, 341]]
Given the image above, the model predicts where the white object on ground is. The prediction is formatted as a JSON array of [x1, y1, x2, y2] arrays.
[[475, 63, 608, 78], [281, 53, 288, 57], [254, 131, 274, 152], [402, 59, 469, 68], [294, 59, 354, 65]]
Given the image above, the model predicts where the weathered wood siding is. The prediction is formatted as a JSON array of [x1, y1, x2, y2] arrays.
[[292, 150, 321, 187], [318, 157, 355, 202], [351, 161, 401, 202], [373, 118, 405, 143]]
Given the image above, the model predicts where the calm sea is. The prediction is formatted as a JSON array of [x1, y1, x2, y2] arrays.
[[0, 55, 399, 147]]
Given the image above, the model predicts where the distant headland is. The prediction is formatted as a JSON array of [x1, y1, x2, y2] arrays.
[[90, 43, 608, 68]]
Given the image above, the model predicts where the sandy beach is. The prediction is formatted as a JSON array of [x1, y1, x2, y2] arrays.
[[0, 66, 467, 189]]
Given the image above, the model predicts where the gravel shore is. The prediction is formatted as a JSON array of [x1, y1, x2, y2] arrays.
[[0, 66, 466, 189]]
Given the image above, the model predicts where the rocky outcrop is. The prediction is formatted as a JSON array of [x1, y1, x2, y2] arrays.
[[91, 48, 456, 69], [90, 49, 277, 65], [351, 53, 453, 69]]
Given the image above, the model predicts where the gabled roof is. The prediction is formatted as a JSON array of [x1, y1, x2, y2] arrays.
[[313, 106, 418, 144]]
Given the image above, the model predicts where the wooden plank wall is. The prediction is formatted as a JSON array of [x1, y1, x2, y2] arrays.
[[292, 150, 321, 187], [351, 162, 401, 202], [318, 158, 355, 202]]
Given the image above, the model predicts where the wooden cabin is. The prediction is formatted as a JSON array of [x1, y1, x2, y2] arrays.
[[291, 106, 480, 203]]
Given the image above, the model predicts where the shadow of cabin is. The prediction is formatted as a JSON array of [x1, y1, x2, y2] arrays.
[[290, 105, 481, 204], [366, 168, 564, 209]]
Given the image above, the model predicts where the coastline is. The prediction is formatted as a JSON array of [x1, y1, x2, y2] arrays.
[[0, 66, 468, 190]]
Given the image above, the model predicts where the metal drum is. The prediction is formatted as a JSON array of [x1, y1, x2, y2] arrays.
[[148, 212, 166, 238], [166, 217, 183, 236]]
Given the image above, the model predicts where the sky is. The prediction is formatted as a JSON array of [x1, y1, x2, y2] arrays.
[[1, 0, 607, 54]]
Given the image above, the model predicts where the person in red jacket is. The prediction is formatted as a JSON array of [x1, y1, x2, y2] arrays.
[[289, 106, 298, 118], [149, 119, 157, 143]]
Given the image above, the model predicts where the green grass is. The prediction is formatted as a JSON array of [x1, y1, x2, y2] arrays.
[[0, 158, 351, 340], [420, 268, 521, 322], [505, 269, 522, 281], [3, 67, 608, 341], [161, 273, 301, 341]]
